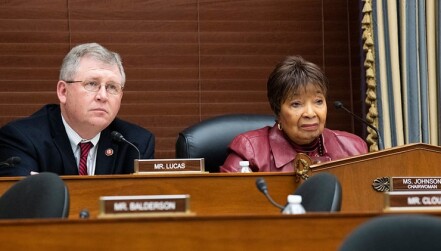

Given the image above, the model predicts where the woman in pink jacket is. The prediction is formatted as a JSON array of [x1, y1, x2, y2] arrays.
[[221, 56, 368, 172]]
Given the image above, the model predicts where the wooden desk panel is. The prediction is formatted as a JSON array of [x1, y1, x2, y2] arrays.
[[0, 173, 298, 219], [0, 213, 377, 251], [1, 143, 439, 219], [313, 143, 441, 212]]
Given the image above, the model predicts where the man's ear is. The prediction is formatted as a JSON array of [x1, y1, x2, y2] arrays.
[[57, 80, 68, 104]]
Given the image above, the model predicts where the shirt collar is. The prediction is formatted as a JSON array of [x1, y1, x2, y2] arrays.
[[268, 126, 327, 168], [61, 115, 101, 148]]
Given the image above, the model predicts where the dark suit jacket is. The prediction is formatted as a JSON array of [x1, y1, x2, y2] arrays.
[[0, 104, 155, 176]]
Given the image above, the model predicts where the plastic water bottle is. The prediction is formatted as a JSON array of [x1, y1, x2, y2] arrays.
[[239, 161, 252, 173], [282, 195, 306, 214]]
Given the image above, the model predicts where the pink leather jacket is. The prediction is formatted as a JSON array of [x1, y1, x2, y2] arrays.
[[220, 125, 368, 172]]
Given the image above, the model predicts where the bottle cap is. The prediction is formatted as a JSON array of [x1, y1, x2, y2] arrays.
[[239, 161, 250, 167], [287, 195, 302, 203]]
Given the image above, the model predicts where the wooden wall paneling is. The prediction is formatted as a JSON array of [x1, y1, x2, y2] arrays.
[[0, 80, 58, 92], [0, 0, 69, 132], [348, 0, 365, 138], [322, 0, 364, 136], [0, 68, 59, 80], [0, 93, 57, 104], [322, 0, 359, 134], [0, 0, 362, 159], [67, 0, 200, 158], [0, 0, 68, 19], [0, 104, 54, 117], [199, 0, 324, 118]]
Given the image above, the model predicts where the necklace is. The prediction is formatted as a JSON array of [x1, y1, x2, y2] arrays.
[[318, 136, 324, 156], [289, 136, 324, 156]]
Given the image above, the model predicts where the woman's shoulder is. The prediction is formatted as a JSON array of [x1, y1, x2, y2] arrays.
[[323, 128, 368, 153], [236, 125, 272, 139], [229, 126, 273, 147], [324, 128, 362, 139]]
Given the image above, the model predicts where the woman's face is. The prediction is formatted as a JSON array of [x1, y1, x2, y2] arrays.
[[277, 83, 327, 145]]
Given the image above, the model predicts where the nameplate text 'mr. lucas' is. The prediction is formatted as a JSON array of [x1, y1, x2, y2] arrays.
[[134, 158, 205, 174]]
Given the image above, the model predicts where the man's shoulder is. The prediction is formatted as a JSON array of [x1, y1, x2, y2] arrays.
[[2, 104, 57, 129]]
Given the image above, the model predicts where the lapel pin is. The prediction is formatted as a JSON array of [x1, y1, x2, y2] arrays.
[[105, 148, 114, 156]]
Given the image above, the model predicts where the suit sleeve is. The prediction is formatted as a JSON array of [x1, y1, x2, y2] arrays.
[[0, 124, 39, 176], [141, 132, 155, 159]]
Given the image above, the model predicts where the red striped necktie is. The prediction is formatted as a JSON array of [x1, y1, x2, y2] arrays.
[[78, 142, 93, 175]]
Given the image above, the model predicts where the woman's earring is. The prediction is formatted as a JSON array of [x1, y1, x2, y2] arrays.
[[277, 123, 282, 131]]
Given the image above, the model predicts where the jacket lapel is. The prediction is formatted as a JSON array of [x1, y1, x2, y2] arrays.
[[269, 126, 298, 169], [48, 107, 78, 175], [95, 129, 118, 174]]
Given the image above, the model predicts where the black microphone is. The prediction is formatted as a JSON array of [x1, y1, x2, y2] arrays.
[[79, 208, 90, 219], [111, 131, 141, 160], [256, 177, 284, 210], [0, 156, 21, 168], [334, 101, 384, 150]]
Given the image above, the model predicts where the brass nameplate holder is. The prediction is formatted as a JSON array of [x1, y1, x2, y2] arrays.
[[373, 177, 441, 192], [384, 191, 441, 211], [134, 158, 205, 174], [378, 177, 441, 211], [99, 194, 191, 218], [293, 153, 312, 182], [391, 177, 441, 191]]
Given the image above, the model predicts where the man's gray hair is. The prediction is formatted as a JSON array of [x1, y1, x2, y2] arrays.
[[59, 43, 126, 86]]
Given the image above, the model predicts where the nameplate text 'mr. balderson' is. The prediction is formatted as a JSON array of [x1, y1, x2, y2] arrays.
[[99, 195, 191, 218]]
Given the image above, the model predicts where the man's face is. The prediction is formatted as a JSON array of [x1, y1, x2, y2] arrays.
[[278, 84, 327, 145], [57, 56, 123, 139]]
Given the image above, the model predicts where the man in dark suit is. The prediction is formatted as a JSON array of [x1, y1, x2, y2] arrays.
[[0, 43, 155, 176]]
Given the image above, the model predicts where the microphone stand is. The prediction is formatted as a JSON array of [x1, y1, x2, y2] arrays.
[[334, 101, 384, 150]]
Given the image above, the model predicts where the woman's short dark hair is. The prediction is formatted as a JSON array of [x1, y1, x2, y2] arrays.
[[267, 55, 328, 116]]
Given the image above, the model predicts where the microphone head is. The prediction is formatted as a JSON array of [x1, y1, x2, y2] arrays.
[[79, 209, 90, 219], [9, 156, 21, 165], [111, 131, 142, 160], [0, 156, 21, 168], [333, 101, 343, 109], [111, 131, 124, 142], [256, 177, 268, 194]]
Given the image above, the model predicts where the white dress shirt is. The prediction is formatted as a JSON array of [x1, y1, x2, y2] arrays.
[[62, 115, 100, 175]]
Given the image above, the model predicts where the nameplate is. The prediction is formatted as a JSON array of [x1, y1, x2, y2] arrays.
[[384, 191, 441, 211], [134, 158, 205, 174], [391, 177, 441, 191], [99, 195, 191, 218]]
